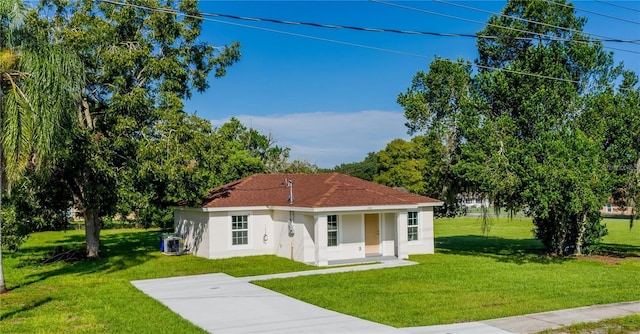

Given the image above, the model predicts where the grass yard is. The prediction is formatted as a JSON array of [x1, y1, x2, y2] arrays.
[[539, 314, 640, 333], [255, 217, 640, 327], [0, 229, 315, 333], [1, 217, 638, 332]]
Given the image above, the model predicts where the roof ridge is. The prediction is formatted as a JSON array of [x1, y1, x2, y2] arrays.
[[313, 173, 339, 207], [199, 172, 441, 208]]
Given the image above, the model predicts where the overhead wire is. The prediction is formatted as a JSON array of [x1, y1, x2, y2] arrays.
[[370, 0, 639, 54], [196, 10, 637, 44], [595, 0, 640, 14], [433, 0, 639, 45], [94, 0, 586, 85], [541, 0, 640, 25], [92, 0, 639, 87], [95, 0, 431, 58], [93, 0, 640, 54]]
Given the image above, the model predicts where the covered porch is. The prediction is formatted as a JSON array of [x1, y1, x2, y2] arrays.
[[309, 211, 413, 266]]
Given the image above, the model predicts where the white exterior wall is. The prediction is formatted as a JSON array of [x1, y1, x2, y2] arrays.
[[406, 207, 435, 255], [174, 209, 210, 258], [314, 215, 328, 266], [328, 214, 364, 261], [396, 212, 408, 259], [175, 204, 438, 263], [381, 213, 396, 256], [301, 215, 315, 263], [271, 210, 313, 263], [207, 210, 274, 259]]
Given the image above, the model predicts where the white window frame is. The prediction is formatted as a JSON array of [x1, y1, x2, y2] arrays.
[[230, 213, 251, 249], [327, 214, 339, 247], [606, 203, 613, 213], [407, 211, 419, 242]]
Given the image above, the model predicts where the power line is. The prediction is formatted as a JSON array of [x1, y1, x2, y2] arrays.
[[197, 10, 638, 44], [371, 0, 640, 55], [542, 0, 640, 25], [95, 0, 431, 59], [200, 11, 477, 38], [595, 0, 640, 14], [95, 0, 589, 85], [201, 16, 432, 60], [434, 0, 639, 45]]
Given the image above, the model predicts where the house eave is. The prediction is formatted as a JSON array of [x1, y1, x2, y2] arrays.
[[174, 202, 443, 213], [174, 206, 272, 212], [270, 203, 443, 212]]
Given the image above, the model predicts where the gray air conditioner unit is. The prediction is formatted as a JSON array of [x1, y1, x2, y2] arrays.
[[162, 236, 184, 255]]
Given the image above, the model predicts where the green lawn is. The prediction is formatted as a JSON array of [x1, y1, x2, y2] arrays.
[[1, 217, 638, 332], [255, 217, 640, 327], [0, 229, 314, 333], [538, 314, 640, 334]]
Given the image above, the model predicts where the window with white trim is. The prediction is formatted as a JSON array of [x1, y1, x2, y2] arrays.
[[327, 215, 338, 247], [408, 211, 418, 241], [231, 215, 249, 245]]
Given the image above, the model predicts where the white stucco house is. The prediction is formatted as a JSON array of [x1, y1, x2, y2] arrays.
[[174, 173, 443, 266]]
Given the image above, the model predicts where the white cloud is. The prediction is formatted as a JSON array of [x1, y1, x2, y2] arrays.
[[211, 110, 410, 168]]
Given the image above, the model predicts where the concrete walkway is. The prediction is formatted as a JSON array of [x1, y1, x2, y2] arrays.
[[131, 260, 640, 334]]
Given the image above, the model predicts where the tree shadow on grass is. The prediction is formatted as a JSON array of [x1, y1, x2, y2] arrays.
[[11, 230, 161, 290], [435, 235, 565, 265], [0, 297, 53, 321], [597, 243, 640, 257]]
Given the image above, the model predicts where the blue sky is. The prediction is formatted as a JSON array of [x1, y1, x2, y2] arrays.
[[184, 1, 640, 168]]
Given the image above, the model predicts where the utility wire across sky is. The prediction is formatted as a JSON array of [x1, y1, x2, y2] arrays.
[[432, 0, 638, 45], [542, 0, 640, 25], [370, 0, 639, 54], [94, 0, 636, 87]]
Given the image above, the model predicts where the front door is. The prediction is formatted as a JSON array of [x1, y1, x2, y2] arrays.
[[364, 214, 380, 254]]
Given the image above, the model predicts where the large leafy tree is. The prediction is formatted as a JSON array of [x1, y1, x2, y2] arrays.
[[0, 0, 84, 292], [373, 134, 446, 200], [399, 0, 629, 254], [36, 0, 241, 258], [588, 71, 640, 227], [398, 58, 475, 214], [117, 116, 289, 228]]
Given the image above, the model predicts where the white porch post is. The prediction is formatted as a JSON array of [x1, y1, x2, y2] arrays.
[[314, 215, 328, 266], [396, 212, 408, 260]]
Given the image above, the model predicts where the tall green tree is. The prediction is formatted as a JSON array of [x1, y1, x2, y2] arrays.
[[37, 0, 241, 258], [117, 116, 289, 228], [589, 71, 640, 227], [0, 0, 84, 292], [373, 135, 446, 198], [473, 0, 614, 254], [398, 58, 474, 212], [400, 0, 624, 254]]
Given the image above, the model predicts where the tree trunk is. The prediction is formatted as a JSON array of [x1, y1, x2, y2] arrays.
[[575, 212, 588, 256], [0, 84, 7, 294], [0, 165, 7, 294], [84, 207, 101, 258]]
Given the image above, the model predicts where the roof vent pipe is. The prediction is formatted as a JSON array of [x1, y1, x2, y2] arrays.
[[286, 179, 294, 204]]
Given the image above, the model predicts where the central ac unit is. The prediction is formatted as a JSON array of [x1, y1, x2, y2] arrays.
[[163, 236, 184, 255]]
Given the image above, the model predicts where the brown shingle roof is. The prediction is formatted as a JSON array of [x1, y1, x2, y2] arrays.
[[200, 173, 442, 208]]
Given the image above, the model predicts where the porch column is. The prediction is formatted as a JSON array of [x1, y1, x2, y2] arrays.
[[396, 212, 408, 260], [314, 215, 328, 266]]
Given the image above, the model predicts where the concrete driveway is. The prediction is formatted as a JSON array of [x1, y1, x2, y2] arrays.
[[132, 272, 403, 333], [132, 261, 640, 334]]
